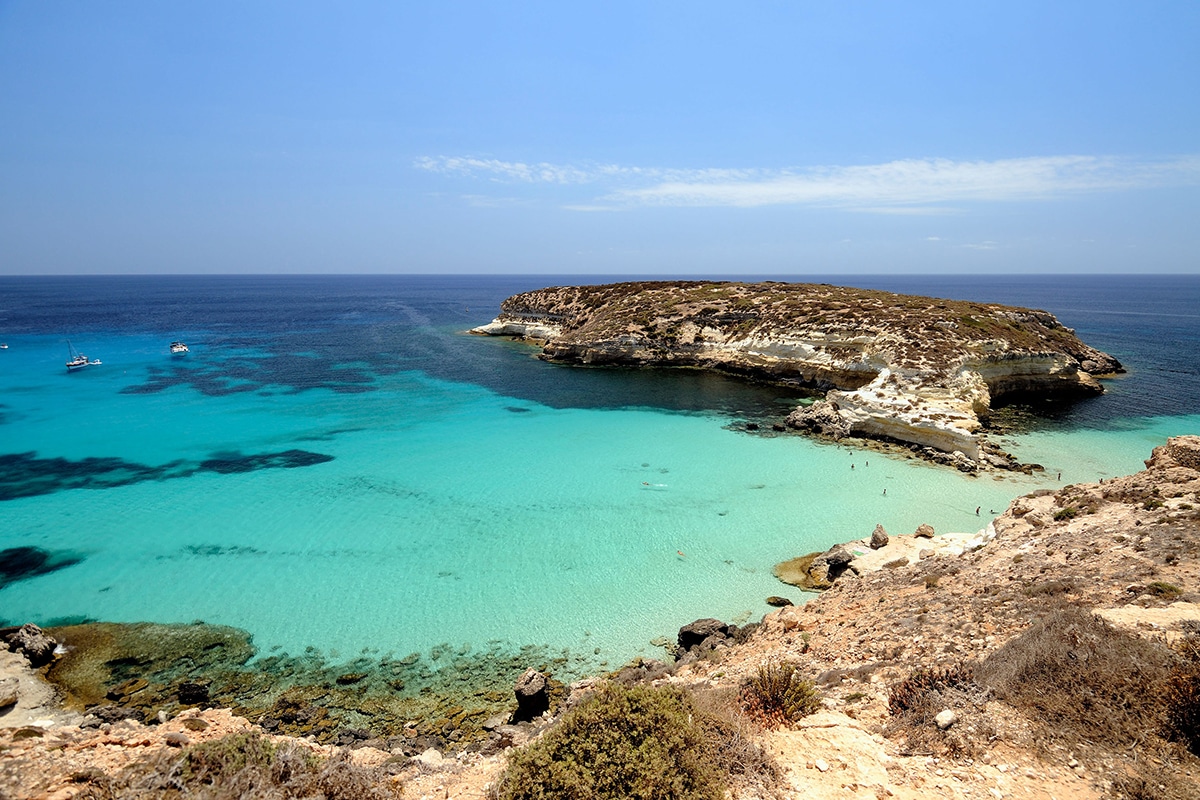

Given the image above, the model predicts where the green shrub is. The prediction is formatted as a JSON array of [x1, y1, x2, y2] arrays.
[[1147, 581, 1183, 599], [1053, 506, 1078, 521], [496, 684, 724, 800], [739, 661, 822, 728]]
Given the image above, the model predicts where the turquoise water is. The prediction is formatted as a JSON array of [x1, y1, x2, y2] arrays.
[[1, 275, 1198, 680]]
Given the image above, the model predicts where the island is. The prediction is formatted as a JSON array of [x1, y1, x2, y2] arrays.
[[472, 280, 1123, 469]]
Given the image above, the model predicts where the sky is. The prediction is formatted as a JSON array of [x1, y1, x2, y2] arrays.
[[1, 1, 1198, 275]]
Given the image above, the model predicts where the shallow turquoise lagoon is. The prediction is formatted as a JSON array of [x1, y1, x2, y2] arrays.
[[2, 274, 1198, 682], [3, 362, 1068, 675]]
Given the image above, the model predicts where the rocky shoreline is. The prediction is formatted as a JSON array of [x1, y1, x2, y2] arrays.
[[472, 280, 1122, 471], [5, 436, 1200, 799]]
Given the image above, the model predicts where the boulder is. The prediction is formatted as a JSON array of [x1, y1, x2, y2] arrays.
[[914, 524, 935, 538], [808, 545, 855, 587], [177, 682, 210, 705], [869, 524, 889, 549], [677, 618, 729, 652], [766, 596, 794, 607], [4, 624, 57, 667], [1147, 435, 1200, 472], [513, 668, 549, 722], [775, 544, 857, 591], [482, 712, 511, 731], [785, 401, 851, 439], [0, 676, 18, 709], [1025, 511, 1052, 529]]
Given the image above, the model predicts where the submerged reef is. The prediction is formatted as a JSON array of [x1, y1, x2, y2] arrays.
[[0, 546, 85, 589], [473, 280, 1122, 469], [39, 621, 596, 752], [0, 448, 334, 501]]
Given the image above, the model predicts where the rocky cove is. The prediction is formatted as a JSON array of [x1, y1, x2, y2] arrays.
[[5, 435, 1200, 799], [472, 280, 1123, 470]]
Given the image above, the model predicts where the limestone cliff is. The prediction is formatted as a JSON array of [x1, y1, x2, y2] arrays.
[[472, 280, 1122, 466]]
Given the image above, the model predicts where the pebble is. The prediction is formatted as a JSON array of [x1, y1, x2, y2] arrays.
[[934, 709, 957, 730], [814, 759, 829, 772]]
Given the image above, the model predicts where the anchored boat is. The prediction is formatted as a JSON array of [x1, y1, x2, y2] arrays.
[[66, 340, 101, 371]]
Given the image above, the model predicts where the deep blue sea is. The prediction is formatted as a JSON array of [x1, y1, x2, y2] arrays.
[[1, 274, 1198, 680]]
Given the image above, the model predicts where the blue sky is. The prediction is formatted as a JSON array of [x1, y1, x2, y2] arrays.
[[1, 1, 1197, 275]]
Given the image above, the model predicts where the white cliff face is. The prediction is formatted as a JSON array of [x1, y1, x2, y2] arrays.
[[470, 281, 1121, 467], [471, 319, 564, 342], [823, 370, 986, 461]]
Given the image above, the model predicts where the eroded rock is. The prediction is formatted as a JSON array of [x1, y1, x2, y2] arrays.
[[870, 524, 889, 549], [512, 668, 549, 722], [3, 624, 57, 667]]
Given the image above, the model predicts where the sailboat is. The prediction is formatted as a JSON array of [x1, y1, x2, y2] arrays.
[[66, 340, 101, 371]]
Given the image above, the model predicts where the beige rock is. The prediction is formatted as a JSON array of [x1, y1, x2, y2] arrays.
[[0, 677, 18, 709]]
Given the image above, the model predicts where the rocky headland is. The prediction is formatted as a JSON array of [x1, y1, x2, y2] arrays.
[[472, 280, 1122, 469], [4, 436, 1200, 799]]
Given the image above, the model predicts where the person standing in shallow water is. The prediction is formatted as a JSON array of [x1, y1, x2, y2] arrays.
[[976, 506, 981, 515]]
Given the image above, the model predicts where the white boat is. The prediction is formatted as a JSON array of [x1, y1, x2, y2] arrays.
[[66, 341, 101, 371], [170, 341, 189, 354]]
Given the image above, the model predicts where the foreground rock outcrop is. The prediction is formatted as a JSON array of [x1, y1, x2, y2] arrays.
[[472, 281, 1121, 466]]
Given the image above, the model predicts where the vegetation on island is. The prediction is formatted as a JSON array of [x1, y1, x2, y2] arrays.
[[494, 280, 1120, 379]]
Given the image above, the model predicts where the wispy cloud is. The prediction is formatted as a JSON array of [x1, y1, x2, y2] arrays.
[[415, 154, 1200, 211], [414, 155, 759, 186]]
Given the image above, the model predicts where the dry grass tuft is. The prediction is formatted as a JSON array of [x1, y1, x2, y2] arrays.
[[977, 607, 1175, 752], [66, 731, 400, 800], [1165, 633, 1200, 755]]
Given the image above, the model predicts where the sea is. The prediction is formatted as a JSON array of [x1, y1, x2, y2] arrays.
[[1, 274, 1198, 687]]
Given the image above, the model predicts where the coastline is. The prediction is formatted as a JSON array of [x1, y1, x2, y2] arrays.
[[471, 280, 1123, 472], [7, 436, 1199, 798]]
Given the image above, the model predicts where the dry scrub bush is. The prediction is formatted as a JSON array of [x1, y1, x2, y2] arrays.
[[738, 661, 822, 728], [977, 607, 1175, 751], [67, 731, 400, 800], [885, 664, 985, 757], [887, 665, 976, 717], [494, 683, 724, 800], [1165, 633, 1200, 755], [690, 688, 783, 799]]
